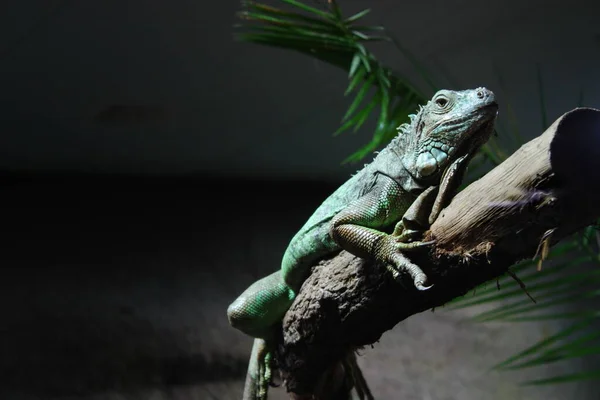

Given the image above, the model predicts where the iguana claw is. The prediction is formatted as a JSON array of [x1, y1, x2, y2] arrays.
[[415, 281, 434, 291]]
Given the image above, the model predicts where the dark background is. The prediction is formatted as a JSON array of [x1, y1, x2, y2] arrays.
[[1, 1, 599, 399]]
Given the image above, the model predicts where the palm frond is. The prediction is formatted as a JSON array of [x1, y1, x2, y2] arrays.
[[491, 318, 600, 385], [523, 370, 600, 385], [236, 0, 426, 163], [448, 218, 600, 383], [235, 0, 506, 166]]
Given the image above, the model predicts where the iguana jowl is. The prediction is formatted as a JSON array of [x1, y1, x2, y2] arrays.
[[228, 88, 498, 399]]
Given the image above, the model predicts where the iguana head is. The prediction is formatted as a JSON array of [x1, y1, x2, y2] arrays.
[[398, 87, 498, 183]]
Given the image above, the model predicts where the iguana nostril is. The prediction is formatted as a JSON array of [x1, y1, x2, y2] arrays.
[[476, 88, 497, 106]]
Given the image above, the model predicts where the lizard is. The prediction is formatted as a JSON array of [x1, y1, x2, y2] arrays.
[[227, 87, 498, 400]]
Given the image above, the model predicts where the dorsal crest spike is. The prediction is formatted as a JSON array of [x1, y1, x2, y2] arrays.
[[396, 122, 410, 134]]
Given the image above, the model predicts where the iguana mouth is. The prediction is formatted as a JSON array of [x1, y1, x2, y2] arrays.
[[456, 117, 495, 155], [416, 107, 497, 178]]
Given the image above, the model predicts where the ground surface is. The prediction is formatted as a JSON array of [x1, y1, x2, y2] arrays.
[[1, 177, 598, 400]]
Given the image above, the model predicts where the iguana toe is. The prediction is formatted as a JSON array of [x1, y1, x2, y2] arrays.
[[387, 252, 433, 291], [394, 239, 436, 251]]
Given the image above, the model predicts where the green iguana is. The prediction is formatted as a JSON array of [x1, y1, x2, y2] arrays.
[[228, 88, 498, 399]]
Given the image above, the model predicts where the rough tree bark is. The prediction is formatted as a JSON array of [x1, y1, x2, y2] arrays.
[[272, 108, 600, 398]]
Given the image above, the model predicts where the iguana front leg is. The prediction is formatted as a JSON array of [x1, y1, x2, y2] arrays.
[[429, 153, 471, 224], [330, 177, 434, 290], [392, 185, 439, 241], [393, 153, 473, 240]]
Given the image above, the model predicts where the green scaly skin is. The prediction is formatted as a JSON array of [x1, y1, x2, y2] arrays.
[[228, 88, 498, 399]]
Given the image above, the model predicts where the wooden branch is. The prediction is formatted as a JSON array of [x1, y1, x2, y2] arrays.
[[273, 108, 600, 398]]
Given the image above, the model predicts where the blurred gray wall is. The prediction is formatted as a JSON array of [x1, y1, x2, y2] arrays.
[[0, 0, 598, 179]]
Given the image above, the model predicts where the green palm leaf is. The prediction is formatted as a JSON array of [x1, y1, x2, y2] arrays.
[[490, 319, 600, 385], [449, 221, 600, 382], [235, 0, 505, 166]]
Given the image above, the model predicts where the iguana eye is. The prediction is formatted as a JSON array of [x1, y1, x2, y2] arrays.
[[435, 96, 449, 108]]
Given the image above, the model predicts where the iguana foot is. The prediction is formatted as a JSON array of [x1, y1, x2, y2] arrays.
[[387, 251, 433, 291], [392, 217, 421, 240], [392, 218, 435, 248], [394, 236, 436, 251], [243, 339, 274, 400], [392, 228, 421, 243]]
